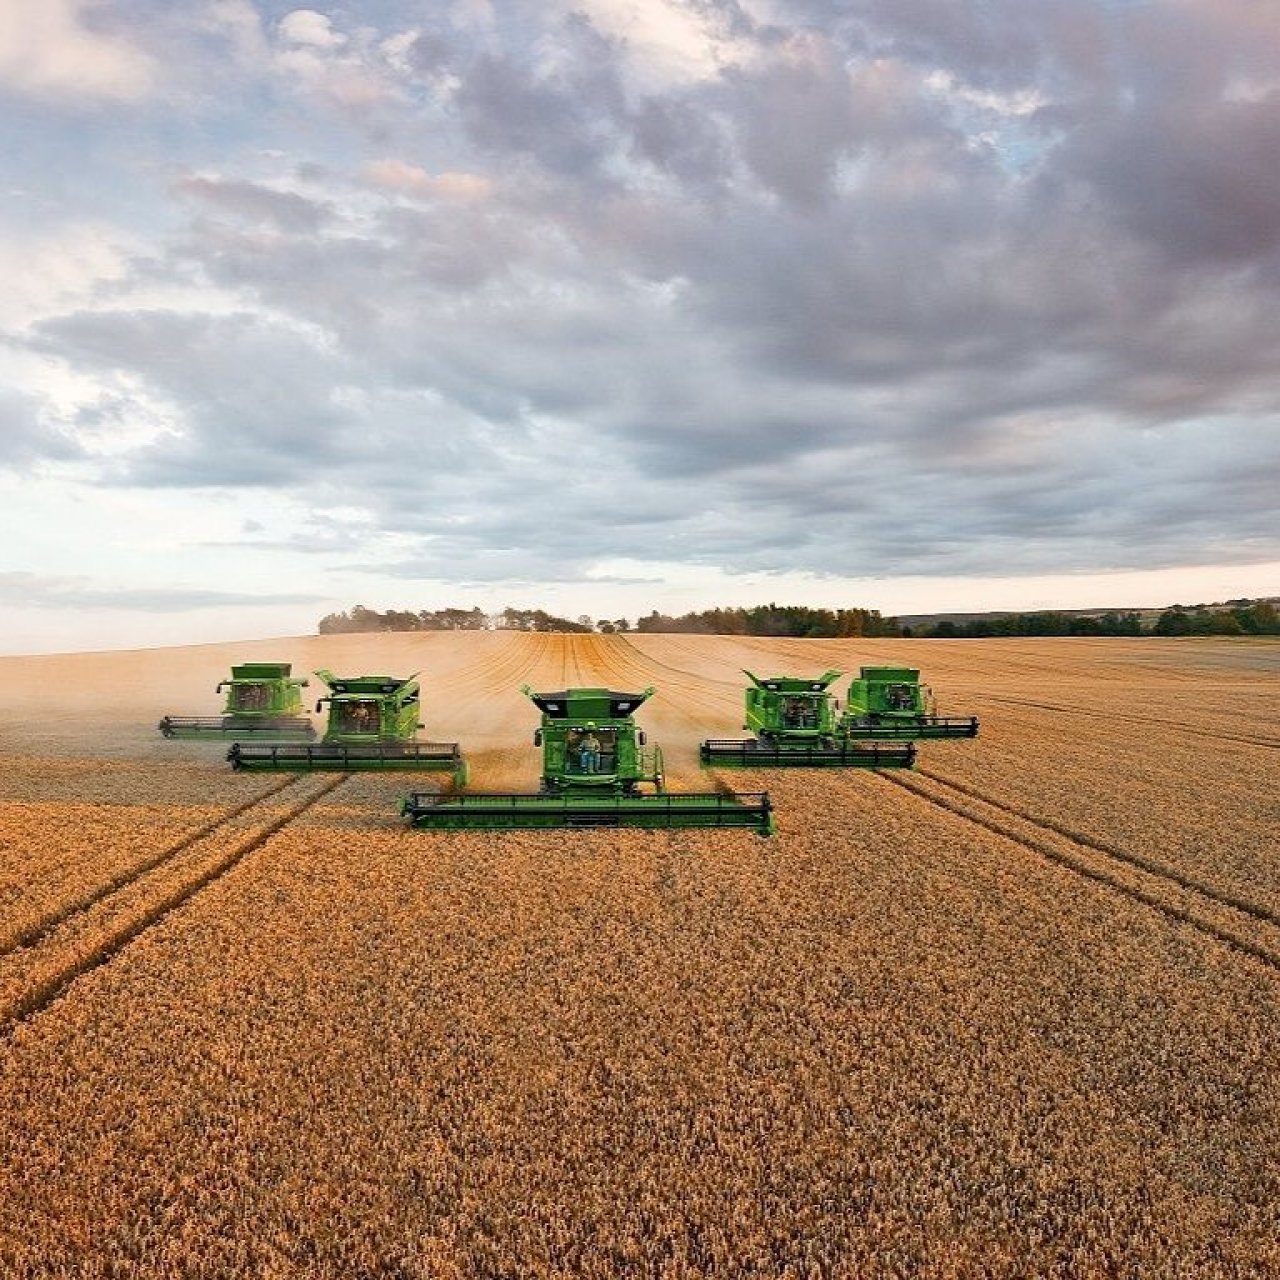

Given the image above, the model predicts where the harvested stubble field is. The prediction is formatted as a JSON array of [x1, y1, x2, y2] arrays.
[[0, 633, 1277, 1278]]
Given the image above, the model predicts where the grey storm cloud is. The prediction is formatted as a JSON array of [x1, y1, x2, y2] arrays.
[[172, 176, 333, 233], [17, 0, 1280, 591], [31, 309, 368, 487], [455, 23, 629, 178], [0, 389, 82, 468]]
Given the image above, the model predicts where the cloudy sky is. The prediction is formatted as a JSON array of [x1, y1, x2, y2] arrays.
[[3, 0, 1278, 652]]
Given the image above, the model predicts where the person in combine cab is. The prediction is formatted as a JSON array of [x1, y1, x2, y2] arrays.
[[579, 725, 602, 773]]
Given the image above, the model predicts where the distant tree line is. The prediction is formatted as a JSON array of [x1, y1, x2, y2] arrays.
[[318, 605, 595, 634], [634, 604, 901, 637], [1150, 600, 1280, 636], [319, 606, 490, 634], [915, 600, 1279, 638], [918, 611, 1146, 639], [319, 602, 900, 637], [318, 598, 1279, 638]]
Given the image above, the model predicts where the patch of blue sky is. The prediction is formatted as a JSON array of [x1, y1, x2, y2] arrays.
[[928, 87, 1062, 179]]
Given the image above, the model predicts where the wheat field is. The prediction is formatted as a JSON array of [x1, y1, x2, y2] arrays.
[[0, 632, 1277, 1277]]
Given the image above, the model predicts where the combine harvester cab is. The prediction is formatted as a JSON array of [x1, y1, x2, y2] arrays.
[[227, 670, 467, 780], [840, 666, 979, 740], [403, 685, 774, 834], [158, 662, 316, 740], [701, 670, 916, 769]]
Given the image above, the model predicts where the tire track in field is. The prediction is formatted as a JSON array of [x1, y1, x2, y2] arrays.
[[603, 637, 730, 721], [597, 638, 750, 788], [441, 634, 559, 789], [441, 632, 555, 711], [0, 775, 302, 958], [432, 631, 550, 696], [980, 693, 1280, 750], [876, 769, 1280, 974], [0, 774, 348, 1037], [618, 635, 744, 691], [562, 632, 590, 687]]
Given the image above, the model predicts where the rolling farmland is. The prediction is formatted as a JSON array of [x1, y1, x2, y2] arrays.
[[0, 633, 1277, 1277]]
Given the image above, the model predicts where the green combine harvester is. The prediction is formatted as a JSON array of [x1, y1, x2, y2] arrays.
[[403, 685, 773, 833], [839, 666, 979, 740], [158, 662, 316, 740], [700, 670, 917, 768], [227, 670, 466, 780]]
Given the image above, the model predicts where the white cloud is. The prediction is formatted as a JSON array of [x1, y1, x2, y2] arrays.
[[363, 159, 492, 201], [279, 9, 346, 50], [198, 0, 268, 69], [449, 0, 496, 33], [0, 0, 154, 102], [380, 29, 420, 74], [0, 221, 135, 328], [925, 70, 1047, 118], [565, 0, 751, 88], [270, 9, 398, 107]]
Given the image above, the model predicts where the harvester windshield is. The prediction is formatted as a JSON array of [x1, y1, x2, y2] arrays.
[[885, 684, 916, 711], [780, 696, 820, 729], [229, 683, 271, 712], [565, 727, 617, 775], [335, 700, 381, 735]]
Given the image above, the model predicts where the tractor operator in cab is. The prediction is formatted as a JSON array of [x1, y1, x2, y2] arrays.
[[579, 725, 602, 773]]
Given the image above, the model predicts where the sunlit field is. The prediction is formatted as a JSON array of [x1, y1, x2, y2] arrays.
[[1, 633, 1277, 1277]]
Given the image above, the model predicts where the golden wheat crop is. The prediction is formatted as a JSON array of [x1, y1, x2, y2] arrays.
[[0, 634, 1276, 1277]]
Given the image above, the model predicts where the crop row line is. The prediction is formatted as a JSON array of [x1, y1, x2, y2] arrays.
[[982, 693, 1280, 751], [615, 635, 744, 691], [0, 776, 301, 959], [918, 767, 1280, 929], [878, 770, 1280, 974], [605, 639, 727, 724], [0, 774, 347, 1039], [449, 631, 554, 694]]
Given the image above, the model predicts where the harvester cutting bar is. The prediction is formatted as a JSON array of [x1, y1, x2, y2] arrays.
[[159, 716, 316, 740], [228, 741, 464, 773], [700, 739, 917, 768], [401, 790, 774, 834], [843, 717, 979, 740]]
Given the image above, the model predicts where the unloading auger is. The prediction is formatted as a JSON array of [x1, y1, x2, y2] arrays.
[[402, 685, 773, 833], [227, 670, 467, 781], [158, 662, 316, 740], [700, 670, 917, 768], [839, 666, 979, 740]]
